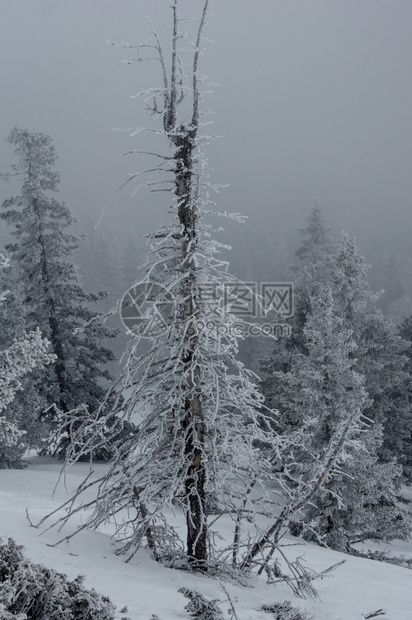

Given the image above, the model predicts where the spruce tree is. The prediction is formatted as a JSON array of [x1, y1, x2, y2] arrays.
[[268, 284, 400, 551], [333, 233, 411, 477], [261, 206, 410, 550], [291, 201, 336, 354], [0, 254, 54, 467], [0, 127, 117, 458], [261, 202, 336, 422], [397, 314, 412, 480], [295, 201, 335, 266]]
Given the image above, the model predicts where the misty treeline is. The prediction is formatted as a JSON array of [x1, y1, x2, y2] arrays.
[[0, 0, 411, 592]]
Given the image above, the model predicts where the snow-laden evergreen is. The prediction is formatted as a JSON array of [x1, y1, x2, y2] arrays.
[[398, 314, 412, 480], [335, 234, 412, 479], [0, 254, 54, 467], [261, 205, 411, 550], [0, 127, 118, 458]]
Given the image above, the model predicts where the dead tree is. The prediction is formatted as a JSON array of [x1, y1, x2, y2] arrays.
[[157, 0, 210, 567]]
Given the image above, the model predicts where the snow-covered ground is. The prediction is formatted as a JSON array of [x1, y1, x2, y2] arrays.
[[0, 456, 411, 620]]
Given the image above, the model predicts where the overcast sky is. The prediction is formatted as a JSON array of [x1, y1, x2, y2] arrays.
[[1, 0, 411, 259]]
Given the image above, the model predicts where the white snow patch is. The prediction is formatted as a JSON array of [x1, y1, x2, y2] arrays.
[[0, 456, 411, 620]]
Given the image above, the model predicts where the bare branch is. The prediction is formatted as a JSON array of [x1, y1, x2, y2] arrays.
[[191, 0, 210, 129]]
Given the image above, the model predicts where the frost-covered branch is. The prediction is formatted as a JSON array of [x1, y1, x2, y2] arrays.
[[0, 330, 54, 414]]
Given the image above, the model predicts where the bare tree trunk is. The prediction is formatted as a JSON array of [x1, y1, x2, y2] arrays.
[[124, 0, 210, 567], [160, 0, 209, 569], [174, 128, 207, 567]]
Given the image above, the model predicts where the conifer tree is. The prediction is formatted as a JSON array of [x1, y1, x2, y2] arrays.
[[295, 201, 335, 266], [261, 202, 336, 421], [291, 202, 336, 354], [397, 314, 412, 480], [120, 232, 145, 292], [261, 206, 410, 549], [0, 254, 54, 467], [79, 229, 125, 313], [333, 232, 411, 476], [0, 264, 48, 454], [0, 127, 117, 457], [267, 284, 398, 550]]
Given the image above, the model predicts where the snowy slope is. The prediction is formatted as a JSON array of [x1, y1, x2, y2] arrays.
[[0, 456, 411, 620]]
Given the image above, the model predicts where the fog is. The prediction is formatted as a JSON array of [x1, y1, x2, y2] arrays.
[[1, 0, 412, 315]]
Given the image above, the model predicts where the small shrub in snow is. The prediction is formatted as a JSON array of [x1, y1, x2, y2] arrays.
[[354, 548, 412, 569], [178, 588, 224, 620], [0, 605, 27, 619], [260, 601, 315, 620], [0, 538, 116, 620], [120, 605, 133, 620]]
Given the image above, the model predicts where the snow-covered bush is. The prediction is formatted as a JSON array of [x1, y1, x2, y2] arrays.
[[178, 588, 224, 620], [0, 607, 27, 620], [260, 601, 315, 620], [0, 538, 116, 620]]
